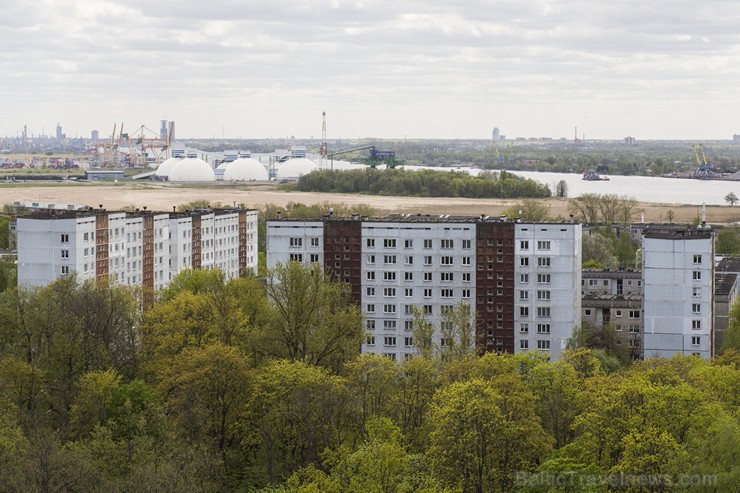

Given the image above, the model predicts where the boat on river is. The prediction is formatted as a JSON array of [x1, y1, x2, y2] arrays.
[[583, 170, 610, 181]]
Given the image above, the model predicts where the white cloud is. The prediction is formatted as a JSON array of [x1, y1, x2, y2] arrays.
[[2, 0, 740, 139]]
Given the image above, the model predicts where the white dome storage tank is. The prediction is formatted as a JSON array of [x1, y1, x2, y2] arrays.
[[155, 157, 181, 179], [223, 158, 269, 181], [276, 158, 317, 180], [168, 158, 215, 182]]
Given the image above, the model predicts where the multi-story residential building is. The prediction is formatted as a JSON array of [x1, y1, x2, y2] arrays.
[[581, 269, 643, 359], [715, 257, 740, 350], [642, 226, 714, 358], [267, 214, 582, 360], [16, 207, 258, 290]]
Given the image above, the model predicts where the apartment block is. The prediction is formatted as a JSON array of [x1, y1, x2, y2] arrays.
[[642, 226, 714, 358], [17, 207, 258, 290], [267, 214, 582, 360]]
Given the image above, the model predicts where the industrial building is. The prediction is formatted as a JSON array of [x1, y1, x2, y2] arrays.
[[16, 207, 259, 290], [267, 214, 581, 360]]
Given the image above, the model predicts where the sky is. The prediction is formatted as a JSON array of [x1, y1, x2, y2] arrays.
[[2, 0, 740, 140]]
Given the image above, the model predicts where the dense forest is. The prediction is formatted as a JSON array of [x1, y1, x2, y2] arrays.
[[1, 260, 739, 493], [291, 169, 551, 199]]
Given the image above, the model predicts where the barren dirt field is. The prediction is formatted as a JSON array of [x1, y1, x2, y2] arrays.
[[2, 182, 739, 224]]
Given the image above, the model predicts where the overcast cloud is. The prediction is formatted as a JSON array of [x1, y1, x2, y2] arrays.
[[2, 0, 740, 139]]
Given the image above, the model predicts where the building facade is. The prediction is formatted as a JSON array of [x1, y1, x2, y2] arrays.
[[267, 215, 581, 360], [642, 226, 714, 358], [17, 207, 258, 290]]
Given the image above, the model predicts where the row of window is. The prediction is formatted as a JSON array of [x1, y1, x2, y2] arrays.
[[365, 287, 472, 298], [366, 304, 459, 315], [518, 340, 551, 350], [366, 271, 473, 282], [583, 309, 641, 319], [366, 238, 473, 249]]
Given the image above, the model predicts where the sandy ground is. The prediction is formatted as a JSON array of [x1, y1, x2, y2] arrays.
[[2, 182, 739, 224]]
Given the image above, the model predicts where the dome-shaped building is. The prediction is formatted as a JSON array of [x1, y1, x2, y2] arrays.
[[168, 158, 215, 182], [155, 157, 182, 179], [276, 158, 317, 180], [223, 158, 269, 181]]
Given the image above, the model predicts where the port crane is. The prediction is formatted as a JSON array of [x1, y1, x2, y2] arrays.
[[691, 144, 715, 178]]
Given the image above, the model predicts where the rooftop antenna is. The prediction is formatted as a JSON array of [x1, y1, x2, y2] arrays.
[[320, 111, 329, 169]]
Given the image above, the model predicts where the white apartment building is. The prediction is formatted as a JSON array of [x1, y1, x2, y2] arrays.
[[514, 223, 581, 360], [267, 215, 582, 360], [642, 226, 714, 358], [17, 208, 259, 290]]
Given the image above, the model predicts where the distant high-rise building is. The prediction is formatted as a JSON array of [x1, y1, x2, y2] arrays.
[[492, 127, 500, 141], [160, 120, 168, 139], [624, 136, 636, 145], [168, 121, 176, 141], [733, 134, 740, 142], [91, 130, 99, 142], [56, 123, 64, 141]]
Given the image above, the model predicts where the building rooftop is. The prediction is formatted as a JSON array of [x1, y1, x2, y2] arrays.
[[268, 213, 579, 225], [643, 224, 714, 240], [18, 207, 256, 221], [715, 272, 738, 297], [717, 256, 740, 273]]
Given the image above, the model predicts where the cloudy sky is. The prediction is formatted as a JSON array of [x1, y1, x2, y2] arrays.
[[2, 0, 740, 140]]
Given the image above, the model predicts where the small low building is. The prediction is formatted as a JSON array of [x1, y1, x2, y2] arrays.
[[85, 170, 125, 181]]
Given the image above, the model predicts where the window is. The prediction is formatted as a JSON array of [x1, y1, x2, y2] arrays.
[[520, 340, 529, 350], [423, 239, 432, 249], [462, 239, 471, 249], [404, 255, 413, 265], [693, 255, 702, 264], [61, 249, 69, 259], [383, 272, 397, 281], [462, 256, 471, 266], [692, 287, 701, 297], [367, 255, 376, 264], [615, 324, 622, 331], [537, 307, 551, 318], [537, 340, 551, 350], [61, 265, 69, 275], [423, 288, 432, 298], [424, 272, 433, 281], [615, 310, 622, 317], [441, 289, 454, 298], [384, 288, 396, 297], [310, 237, 320, 247], [441, 272, 454, 282], [691, 336, 701, 346], [367, 320, 376, 329], [366, 287, 375, 296], [405, 272, 414, 281], [440, 239, 454, 249], [629, 325, 640, 334], [537, 290, 550, 300], [404, 288, 413, 297], [367, 304, 375, 313], [405, 320, 413, 331], [383, 304, 396, 314], [384, 255, 397, 264], [692, 320, 701, 330], [83, 232, 89, 241], [693, 271, 702, 280], [537, 240, 551, 250], [588, 279, 598, 286], [404, 239, 413, 248], [424, 256, 433, 266], [423, 305, 432, 314], [462, 273, 471, 282], [404, 337, 413, 347], [520, 323, 529, 333], [537, 257, 551, 267], [404, 304, 413, 314], [462, 289, 471, 298], [537, 324, 551, 334], [366, 336, 376, 345], [289, 237, 302, 247], [692, 303, 701, 314], [384, 239, 396, 248], [384, 320, 397, 329], [520, 257, 529, 267], [440, 256, 454, 265], [537, 274, 551, 284], [520, 274, 529, 283], [289, 253, 303, 262], [367, 271, 376, 281], [629, 310, 640, 319], [585, 309, 592, 316], [519, 307, 529, 317], [520, 240, 529, 249], [367, 238, 375, 248], [384, 336, 397, 346], [60, 234, 69, 243], [309, 254, 320, 263]]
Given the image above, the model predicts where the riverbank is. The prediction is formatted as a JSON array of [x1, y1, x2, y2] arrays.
[[2, 183, 739, 224]]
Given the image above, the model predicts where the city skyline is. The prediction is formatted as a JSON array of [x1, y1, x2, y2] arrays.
[[3, 0, 740, 140]]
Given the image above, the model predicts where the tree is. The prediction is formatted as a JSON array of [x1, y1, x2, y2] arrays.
[[720, 299, 740, 354], [261, 261, 364, 371], [581, 232, 618, 269], [568, 194, 602, 224], [502, 199, 551, 221], [725, 191, 738, 206], [555, 180, 568, 198]]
